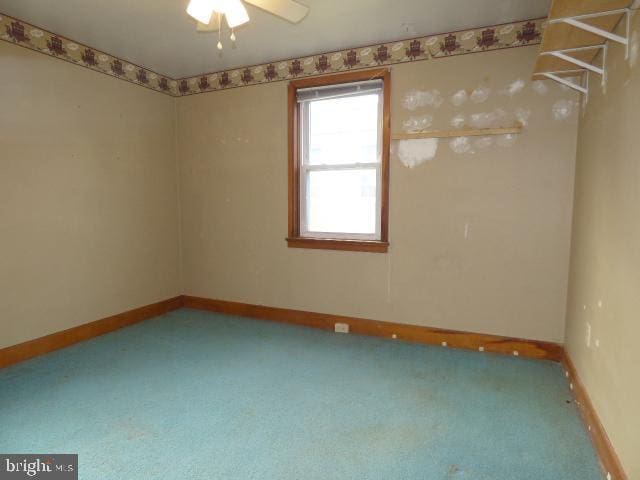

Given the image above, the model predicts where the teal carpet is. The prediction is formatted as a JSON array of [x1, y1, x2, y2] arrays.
[[1, 309, 603, 479]]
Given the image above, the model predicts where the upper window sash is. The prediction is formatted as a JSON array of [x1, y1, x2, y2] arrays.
[[299, 89, 383, 168]]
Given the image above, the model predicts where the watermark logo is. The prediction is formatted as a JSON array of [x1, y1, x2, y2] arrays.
[[0, 455, 77, 479]]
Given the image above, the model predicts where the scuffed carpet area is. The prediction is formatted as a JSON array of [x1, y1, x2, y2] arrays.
[[0, 308, 603, 479]]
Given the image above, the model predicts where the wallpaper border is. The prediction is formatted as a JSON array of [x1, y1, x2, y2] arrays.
[[176, 18, 544, 96], [1, 12, 544, 98], [0, 13, 179, 96]]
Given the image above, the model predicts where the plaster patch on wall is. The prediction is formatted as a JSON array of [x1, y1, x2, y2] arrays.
[[449, 136, 474, 154], [474, 136, 494, 149], [500, 78, 525, 97], [470, 85, 491, 103], [552, 99, 577, 121], [450, 89, 468, 107], [496, 133, 517, 148], [514, 107, 531, 126], [402, 114, 433, 132], [468, 108, 507, 128], [403, 89, 444, 110], [397, 138, 439, 168], [629, 30, 639, 68], [450, 114, 466, 128], [531, 80, 549, 95]]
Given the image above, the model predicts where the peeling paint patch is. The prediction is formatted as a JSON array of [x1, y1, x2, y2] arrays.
[[514, 107, 531, 126], [531, 80, 549, 95], [500, 78, 525, 97], [397, 138, 439, 168], [497, 133, 517, 148], [470, 85, 491, 103], [450, 114, 466, 128], [402, 114, 433, 132], [402, 89, 444, 110], [552, 99, 576, 121], [474, 136, 494, 149], [449, 136, 474, 154], [468, 108, 507, 128], [450, 89, 468, 107]]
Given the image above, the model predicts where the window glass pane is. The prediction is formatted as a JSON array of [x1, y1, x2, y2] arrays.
[[307, 94, 379, 166], [306, 169, 377, 235]]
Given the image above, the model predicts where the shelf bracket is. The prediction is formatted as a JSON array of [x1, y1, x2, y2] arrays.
[[539, 69, 589, 104], [541, 44, 608, 87], [548, 8, 631, 59]]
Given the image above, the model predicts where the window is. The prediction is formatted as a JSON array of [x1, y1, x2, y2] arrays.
[[287, 69, 390, 253]]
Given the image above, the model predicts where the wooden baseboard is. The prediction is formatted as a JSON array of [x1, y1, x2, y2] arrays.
[[563, 352, 628, 480], [0, 296, 184, 369], [182, 295, 563, 361], [2, 293, 622, 478], [0, 294, 561, 366]]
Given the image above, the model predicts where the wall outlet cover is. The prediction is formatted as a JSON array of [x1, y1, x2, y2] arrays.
[[334, 323, 349, 334]]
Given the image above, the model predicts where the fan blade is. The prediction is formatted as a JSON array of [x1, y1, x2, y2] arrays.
[[196, 13, 221, 32], [244, 0, 309, 23]]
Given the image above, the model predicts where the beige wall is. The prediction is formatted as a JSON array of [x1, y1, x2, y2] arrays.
[[0, 42, 181, 348], [564, 13, 640, 479], [177, 45, 578, 343]]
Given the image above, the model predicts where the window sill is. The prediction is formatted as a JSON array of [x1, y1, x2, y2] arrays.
[[286, 237, 389, 253]]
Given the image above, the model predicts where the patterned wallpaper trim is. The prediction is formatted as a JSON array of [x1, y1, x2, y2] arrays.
[[1, 12, 544, 98], [1, 13, 179, 96], [176, 18, 544, 96]]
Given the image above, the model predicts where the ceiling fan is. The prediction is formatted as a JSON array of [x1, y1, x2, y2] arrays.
[[186, 0, 309, 50]]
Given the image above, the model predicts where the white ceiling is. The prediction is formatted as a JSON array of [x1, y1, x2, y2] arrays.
[[0, 0, 550, 79]]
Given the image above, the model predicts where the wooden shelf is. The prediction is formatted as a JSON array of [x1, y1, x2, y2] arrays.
[[391, 125, 523, 140], [532, 0, 633, 79]]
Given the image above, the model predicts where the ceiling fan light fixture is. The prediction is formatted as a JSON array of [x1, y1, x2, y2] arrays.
[[186, 0, 215, 24], [208, 0, 231, 13], [224, 0, 250, 28]]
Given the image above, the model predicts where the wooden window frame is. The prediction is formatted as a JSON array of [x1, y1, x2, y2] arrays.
[[287, 68, 391, 253]]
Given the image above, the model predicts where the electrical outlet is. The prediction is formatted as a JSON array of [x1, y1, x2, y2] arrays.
[[334, 323, 349, 334], [586, 322, 591, 347]]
